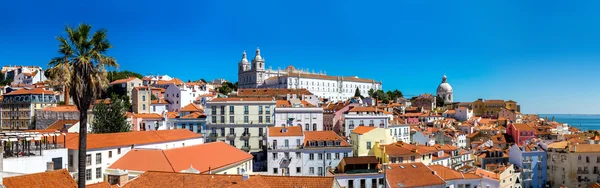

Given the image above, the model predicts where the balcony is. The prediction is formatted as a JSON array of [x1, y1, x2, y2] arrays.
[[241, 132, 250, 140], [279, 155, 292, 165], [577, 170, 590, 174], [226, 133, 236, 140], [523, 158, 532, 163], [368, 124, 374, 127], [349, 125, 355, 130], [208, 133, 218, 138], [379, 124, 385, 128], [241, 145, 251, 152], [269, 145, 304, 150]]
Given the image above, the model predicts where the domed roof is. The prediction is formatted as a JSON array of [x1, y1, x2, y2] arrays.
[[253, 47, 263, 61], [437, 75, 452, 93], [239, 50, 249, 64]]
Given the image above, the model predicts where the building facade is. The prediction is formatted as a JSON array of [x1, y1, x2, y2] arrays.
[[508, 144, 547, 188], [436, 75, 453, 104], [343, 106, 393, 137], [273, 99, 323, 131], [1, 88, 57, 130], [237, 48, 382, 101]]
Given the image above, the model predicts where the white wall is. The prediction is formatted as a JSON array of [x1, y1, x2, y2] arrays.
[[335, 174, 385, 188], [150, 104, 168, 114], [388, 125, 410, 143], [274, 108, 323, 131], [4, 148, 67, 174]]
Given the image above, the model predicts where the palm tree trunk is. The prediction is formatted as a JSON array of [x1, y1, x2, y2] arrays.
[[78, 110, 88, 187], [64, 86, 70, 105]]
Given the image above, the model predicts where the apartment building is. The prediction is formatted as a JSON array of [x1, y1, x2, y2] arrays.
[[108, 77, 143, 99], [547, 141, 600, 188], [343, 106, 393, 137], [508, 143, 547, 188], [1, 88, 57, 130], [274, 99, 323, 131], [205, 97, 276, 171]]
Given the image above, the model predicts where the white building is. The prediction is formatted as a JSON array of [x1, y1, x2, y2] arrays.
[[11, 70, 47, 86], [237, 48, 382, 101], [266, 128, 352, 176], [343, 106, 393, 137], [2, 66, 43, 83], [412, 131, 436, 146], [2, 132, 67, 176], [164, 83, 209, 112], [64, 129, 203, 185], [388, 122, 410, 143], [436, 75, 453, 104], [142, 75, 173, 86], [454, 107, 473, 121], [274, 99, 323, 131]]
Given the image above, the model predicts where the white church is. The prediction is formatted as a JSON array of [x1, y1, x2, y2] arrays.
[[237, 48, 382, 102]]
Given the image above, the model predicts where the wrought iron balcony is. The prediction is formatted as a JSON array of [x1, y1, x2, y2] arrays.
[[241, 132, 250, 140], [226, 133, 236, 140], [241, 145, 251, 152]]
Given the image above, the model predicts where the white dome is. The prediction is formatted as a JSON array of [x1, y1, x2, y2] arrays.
[[437, 82, 453, 93], [239, 50, 249, 64], [253, 47, 263, 61]]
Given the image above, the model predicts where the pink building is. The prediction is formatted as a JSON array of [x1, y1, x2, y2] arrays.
[[507, 123, 536, 145]]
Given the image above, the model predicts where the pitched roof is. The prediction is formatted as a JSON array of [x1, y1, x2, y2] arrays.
[[3, 169, 77, 188], [109, 77, 139, 85], [166, 112, 179, 119], [340, 156, 378, 165], [285, 72, 379, 83], [122, 171, 243, 188], [132, 113, 163, 119], [156, 78, 184, 86], [230, 175, 336, 188], [4, 88, 54, 95], [151, 99, 168, 104], [110, 142, 253, 173], [351, 126, 377, 135], [572, 144, 600, 153], [275, 100, 315, 107], [210, 98, 275, 102], [87, 182, 113, 188], [181, 111, 206, 119], [43, 105, 78, 112], [386, 163, 445, 187], [46, 120, 79, 131], [180, 103, 202, 112], [511, 123, 536, 132], [60, 129, 202, 150], [303, 131, 350, 146], [428, 165, 481, 181], [268, 126, 303, 137]]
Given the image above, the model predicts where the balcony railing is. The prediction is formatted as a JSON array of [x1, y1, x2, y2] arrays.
[[208, 133, 218, 138], [241, 145, 251, 152], [523, 158, 532, 163], [349, 125, 355, 129], [226, 134, 236, 140], [279, 155, 292, 165], [269, 145, 304, 150], [207, 119, 272, 125], [379, 124, 385, 128]]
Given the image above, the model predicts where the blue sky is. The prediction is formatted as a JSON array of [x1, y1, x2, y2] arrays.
[[1, 0, 599, 114]]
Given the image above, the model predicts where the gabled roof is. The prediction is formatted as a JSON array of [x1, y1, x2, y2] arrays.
[[43, 105, 78, 112], [180, 103, 202, 112], [230, 175, 336, 188], [3, 169, 77, 188], [386, 163, 445, 187], [59, 129, 202, 150], [87, 182, 113, 188], [304, 131, 350, 146], [351, 126, 377, 135], [210, 97, 275, 102], [110, 142, 253, 173], [428, 165, 481, 181], [511, 123, 536, 132], [46, 120, 79, 131], [132, 113, 163, 119], [181, 112, 206, 119], [122, 171, 243, 188], [4, 88, 54, 95], [109, 77, 139, 85], [268, 126, 303, 137]]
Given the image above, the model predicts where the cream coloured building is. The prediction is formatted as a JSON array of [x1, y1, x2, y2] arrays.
[[350, 126, 393, 157], [205, 97, 276, 171], [546, 141, 600, 188]]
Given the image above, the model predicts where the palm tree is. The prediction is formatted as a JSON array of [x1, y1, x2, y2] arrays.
[[47, 24, 117, 187]]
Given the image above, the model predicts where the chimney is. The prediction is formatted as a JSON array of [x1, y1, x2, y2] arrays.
[[46, 161, 54, 172]]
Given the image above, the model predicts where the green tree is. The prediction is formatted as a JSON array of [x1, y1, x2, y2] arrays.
[[368, 89, 375, 98], [106, 70, 142, 82], [47, 24, 117, 188], [216, 82, 238, 94], [435, 95, 445, 108], [0, 72, 13, 85], [354, 87, 363, 98], [92, 95, 131, 133], [151, 94, 157, 100]]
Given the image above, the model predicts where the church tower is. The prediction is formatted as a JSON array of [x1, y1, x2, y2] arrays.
[[436, 75, 453, 104], [252, 47, 265, 71], [238, 50, 250, 72]]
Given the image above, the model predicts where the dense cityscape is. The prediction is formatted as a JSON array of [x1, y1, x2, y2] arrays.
[[0, 33, 597, 188]]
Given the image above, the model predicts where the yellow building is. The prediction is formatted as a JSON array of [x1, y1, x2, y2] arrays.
[[1, 88, 57, 130], [373, 141, 433, 165], [472, 99, 518, 118], [131, 86, 151, 113], [350, 126, 392, 157]]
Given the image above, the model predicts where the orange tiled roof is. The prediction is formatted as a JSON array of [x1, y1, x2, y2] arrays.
[[87, 182, 113, 188], [351, 126, 377, 135], [275, 100, 315, 107], [511, 123, 536, 132], [180, 103, 202, 112], [4, 88, 54, 95], [151, 99, 168, 104], [210, 98, 275, 102], [109, 77, 139, 85], [122, 171, 243, 188], [43, 105, 78, 112], [268, 126, 303, 137], [304, 131, 350, 146], [59, 129, 202, 150], [46, 120, 79, 131], [132, 113, 163, 119], [428, 165, 480, 180], [156, 78, 184, 86], [110, 142, 253, 173], [3, 169, 77, 188], [181, 112, 205, 119], [386, 163, 445, 187], [166, 112, 179, 119], [230, 175, 336, 188]]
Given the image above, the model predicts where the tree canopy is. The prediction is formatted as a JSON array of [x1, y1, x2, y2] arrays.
[[216, 81, 238, 94], [107, 70, 143, 82], [354, 87, 363, 98], [92, 94, 131, 133], [0, 72, 13, 86]]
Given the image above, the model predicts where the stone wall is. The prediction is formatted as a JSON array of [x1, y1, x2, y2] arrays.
[[34, 110, 79, 129]]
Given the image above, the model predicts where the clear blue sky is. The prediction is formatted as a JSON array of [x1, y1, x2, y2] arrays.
[[1, 0, 599, 114]]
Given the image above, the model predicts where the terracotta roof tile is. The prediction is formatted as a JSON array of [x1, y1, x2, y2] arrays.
[[60, 129, 201, 150], [166, 112, 179, 119], [155, 78, 184, 86], [275, 100, 315, 107], [340, 156, 378, 165], [428, 165, 480, 180], [46, 120, 79, 131], [4, 88, 55, 95], [210, 97, 275, 102], [181, 112, 206, 119], [351, 126, 377, 134], [231, 175, 336, 188], [132, 113, 163, 119], [511, 123, 536, 132], [268, 126, 303, 137], [151, 99, 168, 104], [109, 77, 139, 85], [43, 105, 78, 112], [87, 182, 113, 188], [3, 169, 77, 188], [122, 171, 243, 188], [386, 163, 445, 187], [303, 131, 350, 146], [110, 142, 253, 173], [180, 103, 202, 112]]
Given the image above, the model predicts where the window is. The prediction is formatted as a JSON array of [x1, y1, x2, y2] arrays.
[[68, 155, 73, 167], [86, 154, 91, 166], [296, 152, 301, 158], [326, 153, 331, 160], [259, 106, 263, 114], [229, 140, 235, 146], [335, 153, 340, 160], [305, 123, 310, 131], [109, 151, 112, 158], [318, 167, 323, 175], [273, 152, 278, 159], [211, 116, 217, 123], [296, 167, 301, 173], [220, 106, 225, 114], [273, 168, 278, 174], [85, 169, 92, 180], [220, 128, 226, 136], [244, 116, 249, 123], [318, 153, 323, 160], [259, 128, 264, 136], [230, 116, 234, 123], [309, 167, 315, 174], [266, 106, 271, 114], [142, 95, 146, 101], [244, 106, 249, 114], [259, 116, 263, 123], [309, 154, 315, 160], [367, 141, 372, 149], [284, 139, 289, 147], [96, 167, 101, 178], [220, 116, 225, 123], [344, 153, 348, 158], [142, 104, 146, 111], [229, 128, 235, 134], [411, 156, 415, 162], [348, 180, 354, 188], [266, 116, 270, 123]]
